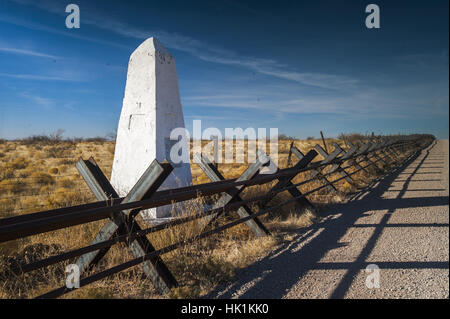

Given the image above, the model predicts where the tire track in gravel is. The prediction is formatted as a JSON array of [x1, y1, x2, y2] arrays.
[[206, 140, 449, 299]]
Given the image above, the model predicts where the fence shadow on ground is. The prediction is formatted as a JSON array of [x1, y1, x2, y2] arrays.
[[204, 141, 449, 299]]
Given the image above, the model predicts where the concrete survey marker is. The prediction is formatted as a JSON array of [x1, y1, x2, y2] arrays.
[[111, 37, 192, 218]]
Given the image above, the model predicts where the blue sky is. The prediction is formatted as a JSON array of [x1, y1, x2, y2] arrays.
[[0, 0, 448, 139]]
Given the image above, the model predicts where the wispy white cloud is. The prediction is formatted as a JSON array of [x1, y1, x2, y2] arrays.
[[103, 24, 359, 90], [7, 0, 359, 91], [0, 47, 61, 59], [183, 94, 253, 101], [183, 82, 448, 120], [0, 72, 84, 81], [185, 115, 234, 121], [20, 92, 53, 108], [6, 0, 447, 123], [0, 14, 129, 50]]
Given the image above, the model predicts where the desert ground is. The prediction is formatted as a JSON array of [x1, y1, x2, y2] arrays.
[[0, 136, 393, 298]]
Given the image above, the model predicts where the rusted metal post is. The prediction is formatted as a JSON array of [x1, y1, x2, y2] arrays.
[[320, 131, 328, 153], [287, 140, 294, 167]]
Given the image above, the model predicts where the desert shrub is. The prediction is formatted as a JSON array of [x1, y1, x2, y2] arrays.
[[30, 172, 55, 186], [57, 158, 76, 165], [32, 151, 46, 159], [0, 198, 15, 216], [277, 133, 296, 140], [57, 164, 69, 173], [0, 240, 21, 257], [16, 167, 34, 178], [85, 137, 108, 143], [0, 243, 62, 296], [0, 165, 15, 179], [0, 201, 20, 256], [48, 167, 59, 175], [45, 188, 85, 208], [107, 144, 115, 155], [68, 287, 113, 299], [337, 132, 369, 145], [19, 197, 41, 212], [45, 145, 73, 159], [2, 144, 16, 152], [169, 286, 201, 299], [39, 185, 54, 195], [8, 157, 30, 170], [20, 129, 65, 145], [0, 179, 26, 194], [57, 177, 75, 188]]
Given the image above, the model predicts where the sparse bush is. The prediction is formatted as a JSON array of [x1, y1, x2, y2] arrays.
[[45, 145, 73, 159], [57, 177, 75, 188], [0, 198, 15, 216], [0, 165, 15, 179], [58, 164, 69, 173], [278, 133, 296, 140], [20, 197, 40, 212], [107, 144, 115, 155], [48, 167, 59, 175], [45, 188, 84, 208], [2, 144, 16, 153], [169, 286, 201, 299], [338, 132, 369, 145], [84, 137, 108, 143], [0, 179, 26, 194], [20, 129, 65, 145], [57, 158, 75, 165], [8, 157, 30, 170], [39, 185, 53, 194], [16, 167, 34, 178], [30, 172, 55, 186], [68, 287, 114, 299]]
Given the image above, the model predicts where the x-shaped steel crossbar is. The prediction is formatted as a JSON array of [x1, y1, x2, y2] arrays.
[[257, 149, 318, 212], [291, 145, 340, 194], [193, 151, 270, 237], [75, 158, 178, 295], [315, 142, 356, 185]]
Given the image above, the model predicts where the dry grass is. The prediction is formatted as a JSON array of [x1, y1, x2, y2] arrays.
[[0, 137, 405, 299]]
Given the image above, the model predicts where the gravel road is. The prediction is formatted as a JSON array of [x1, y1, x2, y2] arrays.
[[207, 140, 449, 299]]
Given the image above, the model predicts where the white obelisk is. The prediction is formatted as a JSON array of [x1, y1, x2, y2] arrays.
[[110, 37, 192, 218]]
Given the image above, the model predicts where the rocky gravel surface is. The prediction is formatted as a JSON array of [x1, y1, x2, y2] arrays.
[[206, 140, 449, 299]]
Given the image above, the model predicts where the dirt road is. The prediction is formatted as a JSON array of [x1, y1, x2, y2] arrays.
[[207, 140, 449, 299]]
